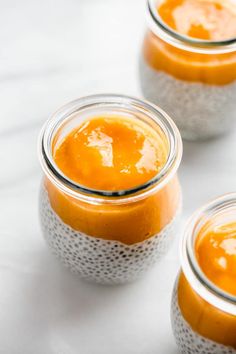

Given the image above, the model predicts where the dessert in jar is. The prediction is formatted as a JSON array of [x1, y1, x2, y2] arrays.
[[140, 0, 236, 140], [38, 94, 182, 284], [171, 193, 236, 353]]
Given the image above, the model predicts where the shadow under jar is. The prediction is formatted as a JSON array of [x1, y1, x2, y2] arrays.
[[171, 193, 236, 353], [139, 0, 236, 141], [38, 94, 182, 285]]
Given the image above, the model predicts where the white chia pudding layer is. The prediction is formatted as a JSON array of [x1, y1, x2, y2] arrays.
[[171, 281, 236, 354], [39, 186, 180, 284], [139, 57, 236, 141]]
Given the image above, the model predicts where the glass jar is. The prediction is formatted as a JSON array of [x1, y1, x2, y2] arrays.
[[38, 94, 182, 284], [171, 193, 236, 353], [139, 0, 236, 140]]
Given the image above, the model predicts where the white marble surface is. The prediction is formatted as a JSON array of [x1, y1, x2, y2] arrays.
[[1, 0, 236, 353]]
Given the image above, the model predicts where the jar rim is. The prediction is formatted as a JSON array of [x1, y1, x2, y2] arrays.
[[181, 193, 236, 316], [38, 94, 182, 205], [147, 0, 236, 54]]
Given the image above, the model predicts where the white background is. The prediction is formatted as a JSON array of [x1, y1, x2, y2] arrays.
[[1, 0, 236, 353]]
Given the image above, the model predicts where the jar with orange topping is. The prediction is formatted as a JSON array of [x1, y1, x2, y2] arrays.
[[38, 94, 182, 284], [171, 193, 236, 353], [140, 0, 236, 140]]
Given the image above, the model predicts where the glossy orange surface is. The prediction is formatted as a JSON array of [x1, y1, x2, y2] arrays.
[[196, 221, 236, 296], [158, 0, 236, 41], [54, 115, 168, 191]]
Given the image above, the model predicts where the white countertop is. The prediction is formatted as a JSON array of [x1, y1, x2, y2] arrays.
[[1, 0, 236, 353]]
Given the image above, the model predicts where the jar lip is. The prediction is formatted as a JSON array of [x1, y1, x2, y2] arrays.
[[147, 0, 236, 54], [38, 94, 182, 204], [181, 193, 236, 315]]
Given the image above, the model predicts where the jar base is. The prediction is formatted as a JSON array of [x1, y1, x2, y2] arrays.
[[39, 186, 180, 285]]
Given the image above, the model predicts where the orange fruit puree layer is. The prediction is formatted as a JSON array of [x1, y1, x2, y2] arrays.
[[158, 0, 236, 41], [178, 272, 236, 348], [143, 31, 236, 84], [45, 115, 180, 244], [54, 115, 168, 191], [196, 221, 236, 296]]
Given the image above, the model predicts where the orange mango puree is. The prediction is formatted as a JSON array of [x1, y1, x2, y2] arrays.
[[178, 221, 236, 347], [45, 115, 180, 244], [54, 116, 168, 191], [196, 221, 236, 296], [142, 0, 236, 84], [178, 273, 236, 348], [158, 0, 236, 41]]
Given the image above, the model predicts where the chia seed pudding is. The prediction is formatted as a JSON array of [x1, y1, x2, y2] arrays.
[[38, 94, 182, 284], [40, 185, 181, 284], [140, 56, 236, 141]]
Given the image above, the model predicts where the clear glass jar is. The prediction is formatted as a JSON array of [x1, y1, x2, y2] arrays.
[[38, 94, 182, 284], [139, 0, 236, 140], [171, 193, 236, 353]]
